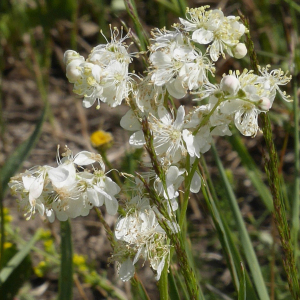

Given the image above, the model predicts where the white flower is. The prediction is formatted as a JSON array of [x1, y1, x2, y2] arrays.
[[180, 6, 247, 61], [9, 166, 49, 220], [88, 27, 132, 66], [258, 65, 292, 102], [9, 147, 120, 222], [150, 31, 195, 92], [209, 69, 282, 136], [149, 106, 187, 163], [101, 61, 130, 107], [154, 166, 184, 200], [71, 62, 104, 108], [115, 198, 170, 281], [64, 28, 134, 109], [180, 52, 215, 90]]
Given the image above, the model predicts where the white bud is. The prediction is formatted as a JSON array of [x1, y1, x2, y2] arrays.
[[258, 97, 271, 111], [66, 59, 82, 83], [220, 75, 240, 95], [233, 43, 247, 59], [64, 50, 84, 65]]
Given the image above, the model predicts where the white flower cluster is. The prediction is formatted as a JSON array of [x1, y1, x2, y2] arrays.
[[9, 147, 120, 222], [64, 28, 133, 109], [180, 6, 247, 61], [9, 4, 292, 284], [114, 195, 170, 281]]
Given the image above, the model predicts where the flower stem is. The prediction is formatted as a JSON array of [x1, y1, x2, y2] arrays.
[[240, 11, 300, 300], [99, 149, 123, 188], [158, 262, 169, 300], [193, 98, 222, 135], [179, 158, 199, 229]]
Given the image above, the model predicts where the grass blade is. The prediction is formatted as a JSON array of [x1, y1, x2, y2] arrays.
[[174, 0, 186, 17], [0, 103, 48, 195], [0, 230, 40, 283], [123, 0, 149, 51], [238, 263, 246, 300], [200, 158, 258, 299], [58, 220, 73, 300], [227, 133, 273, 212], [154, 0, 180, 15], [168, 270, 181, 300], [211, 143, 270, 300]]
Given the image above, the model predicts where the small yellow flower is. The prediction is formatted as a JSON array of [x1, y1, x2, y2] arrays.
[[3, 242, 13, 249], [4, 215, 13, 223], [2, 208, 13, 223], [90, 130, 113, 149], [34, 261, 47, 277], [40, 229, 52, 239], [73, 254, 86, 266], [44, 239, 54, 252]]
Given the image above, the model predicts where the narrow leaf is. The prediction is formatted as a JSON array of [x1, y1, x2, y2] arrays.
[[0, 103, 48, 194], [123, 0, 149, 51], [228, 133, 273, 212], [211, 143, 270, 300], [58, 220, 73, 300], [0, 230, 40, 283], [200, 158, 258, 299], [238, 263, 246, 300], [168, 270, 181, 300]]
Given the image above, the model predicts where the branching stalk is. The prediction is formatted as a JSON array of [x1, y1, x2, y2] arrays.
[[240, 11, 300, 300]]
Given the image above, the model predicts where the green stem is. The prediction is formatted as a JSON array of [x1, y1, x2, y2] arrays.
[[58, 220, 73, 300], [193, 98, 222, 135], [94, 207, 115, 248], [100, 150, 123, 188], [158, 262, 169, 300], [179, 158, 198, 229]]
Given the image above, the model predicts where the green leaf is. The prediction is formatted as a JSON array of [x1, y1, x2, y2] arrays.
[[0, 243, 32, 300], [130, 275, 150, 300], [58, 220, 73, 300], [0, 230, 40, 284], [238, 263, 246, 300], [154, 0, 180, 15], [200, 158, 258, 299], [123, 0, 149, 51], [228, 133, 273, 212], [211, 143, 270, 300], [0, 103, 48, 195], [168, 271, 181, 300], [158, 262, 168, 300]]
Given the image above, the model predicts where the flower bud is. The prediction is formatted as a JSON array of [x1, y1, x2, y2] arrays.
[[233, 43, 247, 59], [258, 97, 271, 111], [220, 75, 240, 95], [64, 50, 84, 65], [66, 59, 82, 83]]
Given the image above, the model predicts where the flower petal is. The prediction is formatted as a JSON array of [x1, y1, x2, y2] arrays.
[[119, 258, 135, 281], [192, 29, 214, 44], [190, 172, 201, 193]]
